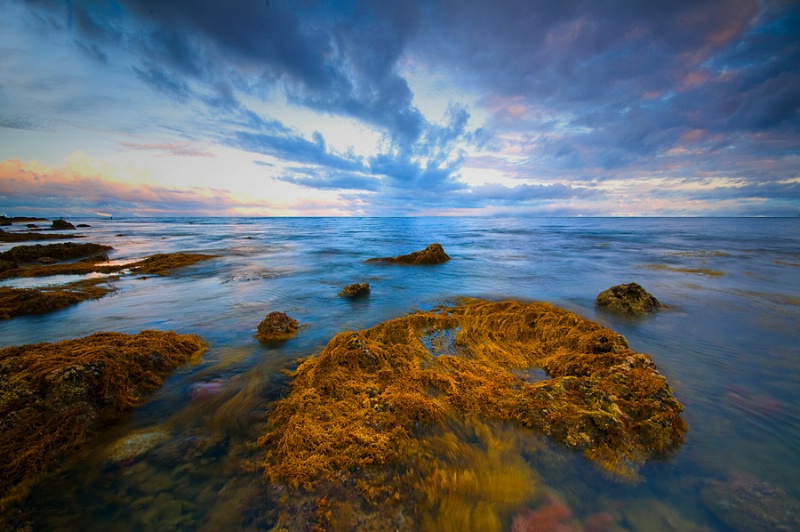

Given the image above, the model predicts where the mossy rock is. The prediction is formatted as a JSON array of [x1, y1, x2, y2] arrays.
[[258, 299, 686, 522], [256, 311, 299, 343], [0, 242, 113, 264], [339, 282, 370, 298], [50, 220, 76, 230], [366, 243, 450, 265], [0, 330, 207, 509], [596, 282, 664, 316], [0, 279, 116, 320]]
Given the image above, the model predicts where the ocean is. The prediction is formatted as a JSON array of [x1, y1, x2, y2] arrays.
[[2, 216, 799, 530]]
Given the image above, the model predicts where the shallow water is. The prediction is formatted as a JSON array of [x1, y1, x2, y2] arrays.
[[2, 217, 799, 530]]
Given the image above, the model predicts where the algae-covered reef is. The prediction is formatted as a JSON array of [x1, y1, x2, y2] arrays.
[[596, 282, 664, 316], [256, 311, 299, 343], [0, 330, 207, 511], [0, 228, 83, 243], [366, 242, 450, 265], [0, 242, 112, 264], [0, 279, 116, 320], [258, 299, 686, 528], [128, 253, 217, 275]]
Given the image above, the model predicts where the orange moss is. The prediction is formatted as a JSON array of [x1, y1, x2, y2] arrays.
[[258, 300, 686, 524], [0, 279, 116, 320], [365, 243, 450, 265], [0, 330, 207, 511]]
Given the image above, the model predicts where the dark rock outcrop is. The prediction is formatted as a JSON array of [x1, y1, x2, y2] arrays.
[[50, 219, 76, 230], [596, 282, 664, 316], [366, 243, 450, 265], [339, 282, 370, 298], [0, 242, 113, 264]]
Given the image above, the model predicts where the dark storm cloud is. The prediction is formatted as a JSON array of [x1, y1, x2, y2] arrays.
[[10, 0, 800, 214]]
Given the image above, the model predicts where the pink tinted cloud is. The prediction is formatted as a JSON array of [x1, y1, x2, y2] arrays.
[[118, 141, 216, 158], [0, 158, 278, 215]]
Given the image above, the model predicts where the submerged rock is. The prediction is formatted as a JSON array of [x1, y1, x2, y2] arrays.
[[0, 330, 207, 508], [255, 311, 298, 343], [596, 282, 664, 316], [107, 428, 171, 464], [701, 477, 800, 532], [366, 242, 451, 265], [339, 282, 370, 298]]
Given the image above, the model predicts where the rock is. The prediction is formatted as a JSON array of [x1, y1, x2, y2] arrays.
[[596, 282, 664, 316], [106, 428, 171, 464], [701, 477, 800, 532], [50, 219, 76, 230], [0, 242, 113, 263], [76, 224, 91, 228], [37, 256, 58, 265], [623, 498, 708, 532], [78, 252, 110, 263], [256, 311, 299, 343], [339, 282, 370, 298], [0, 259, 18, 274], [26, 224, 38, 229], [366, 243, 451, 265]]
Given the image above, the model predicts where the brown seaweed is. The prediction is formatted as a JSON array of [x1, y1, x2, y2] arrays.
[[0, 330, 207, 511], [257, 299, 686, 528], [0, 279, 116, 320]]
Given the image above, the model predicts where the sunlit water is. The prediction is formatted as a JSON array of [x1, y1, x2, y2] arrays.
[[2, 217, 799, 530]]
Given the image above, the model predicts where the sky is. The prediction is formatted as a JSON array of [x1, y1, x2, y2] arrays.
[[1, 0, 799, 217]]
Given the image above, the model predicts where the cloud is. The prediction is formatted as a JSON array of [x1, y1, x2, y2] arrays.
[[119, 141, 215, 158], [0, 157, 279, 216]]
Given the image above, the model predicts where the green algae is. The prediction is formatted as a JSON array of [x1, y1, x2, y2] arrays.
[[0, 330, 208, 512]]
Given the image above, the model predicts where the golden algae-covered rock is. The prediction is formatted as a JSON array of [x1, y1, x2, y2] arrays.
[[365, 242, 450, 265], [0, 330, 207, 510], [0, 279, 116, 320], [257, 299, 686, 529], [596, 282, 664, 316], [255, 311, 298, 343], [129, 253, 217, 276], [338, 282, 370, 298]]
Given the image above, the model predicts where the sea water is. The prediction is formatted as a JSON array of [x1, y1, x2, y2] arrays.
[[2, 217, 799, 530]]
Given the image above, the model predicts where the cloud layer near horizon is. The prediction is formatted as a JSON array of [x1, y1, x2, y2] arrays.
[[1, 0, 798, 216]]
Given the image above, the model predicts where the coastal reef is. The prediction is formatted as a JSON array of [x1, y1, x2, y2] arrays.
[[128, 253, 217, 276], [50, 220, 76, 230], [256, 312, 299, 343], [596, 282, 664, 316], [0, 279, 116, 320], [257, 299, 686, 529], [365, 242, 450, 265], [0, 228, 82, 243], [0, 242, 112, 264], [0, 330, 207, 511], [338, 282, 370, 298]]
